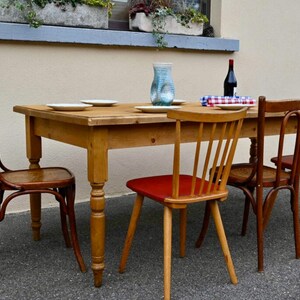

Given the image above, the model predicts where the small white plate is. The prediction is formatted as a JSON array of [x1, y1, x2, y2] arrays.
[[135, 106, 181, 113], [80, 99, 118, 107], [47, 103, 92, 111], [216, 104, 256, 110], [172, 99, 187, 105]]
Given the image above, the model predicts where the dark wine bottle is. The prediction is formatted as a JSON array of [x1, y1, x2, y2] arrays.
[[224, 59, 237, 97]]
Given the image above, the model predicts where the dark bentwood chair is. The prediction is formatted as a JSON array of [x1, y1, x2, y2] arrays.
[[0, 159, 86, 272], [196, 96, 300, 272], [119, 107, 247, 300]]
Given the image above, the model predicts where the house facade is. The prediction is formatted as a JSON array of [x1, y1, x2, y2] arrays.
[[1, 0, 299, 212]]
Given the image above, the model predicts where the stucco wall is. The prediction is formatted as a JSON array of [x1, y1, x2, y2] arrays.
[[1, 0, 299, 212]]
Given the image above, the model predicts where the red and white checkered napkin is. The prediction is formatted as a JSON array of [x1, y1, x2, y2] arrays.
[[200, 96, 256, 107]]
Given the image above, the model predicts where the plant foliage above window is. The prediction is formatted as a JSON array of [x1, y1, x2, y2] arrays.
[[1, 0, 113, 27], [129, 0, 209, 48]]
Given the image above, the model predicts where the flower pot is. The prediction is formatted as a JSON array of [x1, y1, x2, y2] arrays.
[[129, 12, 204, 36], [0, 2, 108, 29]]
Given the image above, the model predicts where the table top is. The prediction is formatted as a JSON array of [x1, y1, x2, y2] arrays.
[[13, 102, 260, 127]]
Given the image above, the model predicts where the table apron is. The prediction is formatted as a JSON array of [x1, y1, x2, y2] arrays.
[[32, 116, 297, 150], [34, 118, 90, 148]]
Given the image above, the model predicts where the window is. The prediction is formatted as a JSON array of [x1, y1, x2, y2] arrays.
[[109, 0, 130, 30], [109, 0, 211, 31]]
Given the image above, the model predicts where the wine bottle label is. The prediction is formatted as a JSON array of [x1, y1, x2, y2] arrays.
[[233, 87, 237, 97]]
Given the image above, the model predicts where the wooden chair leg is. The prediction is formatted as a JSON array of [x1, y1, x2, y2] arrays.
[[263, 190, 278, 231], [256, 192, 264, 272], [66, 185, 87, 273], [292, 199, 300, 259], [58, 188, 72, 248], [195, 202, 210, 248], [164, 206, 172, 300], [241, 187, 255, 236], [241, 198, 250, 236], [59, 203, 72, 248], [292, 181, 300, 258], [0, 190, 4, 204], [209, 201, 238, 284], [119, 194, 144, 273], [179, 207, 187, 258]]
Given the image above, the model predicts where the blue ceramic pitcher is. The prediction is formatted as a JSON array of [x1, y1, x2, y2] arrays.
[[150, 62, 175, 106]]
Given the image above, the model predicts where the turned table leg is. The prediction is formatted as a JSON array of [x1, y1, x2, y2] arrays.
[[87, 128, 108, 287], [90, 182, 106, 287], [249, 137, 258, 163], [26, 116, 42, 241], [29, 158, 42, 241]]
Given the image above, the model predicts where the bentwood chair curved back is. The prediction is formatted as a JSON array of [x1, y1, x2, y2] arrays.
[[196, 96, 300, 272], [0, 159, 86, 273], [118, 107, 247, 300]]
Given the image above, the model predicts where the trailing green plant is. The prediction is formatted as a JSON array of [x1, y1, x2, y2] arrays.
[[129, 0, 209, 48], [84, 0, 113, 16], [175, 7, 208, 27], [1, 0, 113, 28], [151, 7, 172, 48]]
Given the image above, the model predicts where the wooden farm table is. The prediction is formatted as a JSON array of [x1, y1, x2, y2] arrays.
[[13, 102, 296, 287]]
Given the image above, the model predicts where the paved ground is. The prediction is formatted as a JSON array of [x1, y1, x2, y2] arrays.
[[0, 187, 300, 299]]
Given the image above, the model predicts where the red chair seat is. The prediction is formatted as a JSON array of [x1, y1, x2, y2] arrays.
[[127, 175, 215, 203]]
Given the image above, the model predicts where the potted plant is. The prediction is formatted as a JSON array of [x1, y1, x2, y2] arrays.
[[129, 0, 209, 47], [0, 0, 113, 28]]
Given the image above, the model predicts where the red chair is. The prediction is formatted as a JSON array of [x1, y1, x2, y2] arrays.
[[119, 107, 247, 300], [0, 159, 86, 272], [196, 96, 300, 272]]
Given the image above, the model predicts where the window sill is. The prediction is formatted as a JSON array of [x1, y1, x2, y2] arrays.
[[0, 22, 239, 52]]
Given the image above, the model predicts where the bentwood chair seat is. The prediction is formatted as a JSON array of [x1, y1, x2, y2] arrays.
[[196, 96, 300, 272], [1, 167, 73, 190], [0, 160, 86, 273], [228, 164, 291, 187], [119, 107, 247, 300]]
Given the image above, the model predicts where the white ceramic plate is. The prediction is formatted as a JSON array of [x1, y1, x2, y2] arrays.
[[47, 103, 92, 111], [172, 99, 187, 105], [80, 99, 118, 107], [216, 104, 256, 110], [135, 106, 181, 113]]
